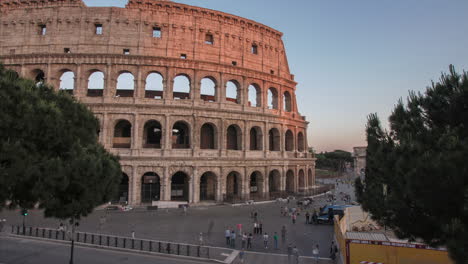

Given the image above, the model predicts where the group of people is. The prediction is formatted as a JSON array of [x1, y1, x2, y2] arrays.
[[224, 228, 254, 249], [281, 206, 320, 225]]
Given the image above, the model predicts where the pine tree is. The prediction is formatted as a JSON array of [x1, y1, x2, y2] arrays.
[[355, 65, 468, 263]]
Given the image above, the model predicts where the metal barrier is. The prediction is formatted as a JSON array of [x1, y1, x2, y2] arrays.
[[12, 225, 211, 259]]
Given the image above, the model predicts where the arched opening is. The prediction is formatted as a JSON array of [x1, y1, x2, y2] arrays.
[[285, 130, 294, 151], [249, 126, 263, 151], [59, 71, 75, 94], [32, 69, 45, 86], [171, 172, 189, 201], [268, 170, 281, 198], [141, 172, 160, 203], [268, 87, 279, 109], [145, 72, 164, 99], [200, 172, 216, 201], [172, 121, 190, 149], [87, 71, 104, 97], [298, 169, 305, 192], [173, 75, 190, 99], [308, 169, 314, 187], [200, 123, 216, 149], [226, 80, 240, 104], [226, 171, 241, 201], [226, 125, 241, 150], [297, 132, 305, 152], [113, 120, 132, 148], [112, 173, 129, 204], [116, 72, 134, 97], [143, 120, 162, 148], [283, 91, 292, 112], [286, 170, 295, 193], [248, 84, 261, 107], [200, 77, 216, 102], [269, 128, 280, 151], [250, 171, 264, 200]]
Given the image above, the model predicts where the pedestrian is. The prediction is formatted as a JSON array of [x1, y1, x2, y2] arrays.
[[241, 233, 247, 249], [239, 249, 245, 263], [280, 206, 284, 216], [312, 210, 318, 224], [230, 230, 236, 248], [259, 222, 263, 234], [199, 232, 204, 245], [287, 244, 293, 264], [99, 215, 106, 230], [253, 222, 258, 234], [273, 232, 278, 250], [292, 213, 296, 224], [254, 211, 258, 222], [225, 228, 231, 245], [292, 245, 300, 264], [305, 212, 310, 224], [131, 230, 135, 239], [312, 244, 320, 264], [281, 225, 287, 243], [284, 206, 289, 216], [183, 205, 187, 216], [58, 222, 64, 232], [247, 233, 253, 249], [329, 241, 335, 256], [263, 232, 269, 249]]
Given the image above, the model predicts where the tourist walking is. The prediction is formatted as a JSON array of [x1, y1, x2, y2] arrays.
[[199, 232, 204, 245], [239, 249, 245, 263], [253, 222, 258, 234], [273, 232, 279, 249], [230, 230, 236, 248], [241, 233, 247, 249], [281, 225, 287, 243], [263, 232, 269, 249], [225, 228, 231, 245], [247, 233, 253, 249], [292, 213, 296, 224], [259, 222, 263, 234], [131, 230, 135, 239], [292, 245, 300, 264], [313, 244, 320, 264], [287, 244, 293, 264], [305, 212, 310, 224]]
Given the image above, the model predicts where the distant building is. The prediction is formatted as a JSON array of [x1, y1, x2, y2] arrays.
[[334, 206, 454, 264], [352, 147, 367, 176]]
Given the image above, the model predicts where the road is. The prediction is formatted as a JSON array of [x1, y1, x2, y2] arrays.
[[0, 236, 214, 264]]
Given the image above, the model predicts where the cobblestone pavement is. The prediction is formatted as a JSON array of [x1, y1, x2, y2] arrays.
[[1, 172, 358, 261]]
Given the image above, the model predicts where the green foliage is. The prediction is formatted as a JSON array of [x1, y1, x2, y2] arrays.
[[0, 64, 122, 219], [315, 150, 353, 172], [356, 65, 468, 263]]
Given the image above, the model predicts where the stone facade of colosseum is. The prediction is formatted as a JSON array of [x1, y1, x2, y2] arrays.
[[0, 0, 316, 206]]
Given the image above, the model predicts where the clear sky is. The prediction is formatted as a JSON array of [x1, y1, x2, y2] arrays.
[[83, 0, 468, 152]]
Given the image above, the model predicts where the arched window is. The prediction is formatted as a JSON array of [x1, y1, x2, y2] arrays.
[[227, 125, 241, 150], [145, 72, 164, 99], [248, 84, 261, 107], [200, 123, 216, 149], [112, 173, 129, 204], [297, 132, 305, 152], [283, 91, 292, 112], [141, 172, 160, 203], [113, 120, 132, 148], [116, 72, 134, 97], [298, 169, 305, 191], [308, 169, 314, 187], [268, 170, 281, 194], [171, 172, 189, 201], [269, 128, 280, 151], [143, 120, 162, 148], [87, 71, 104, 97], [200, 172, 216, 201], [226, 80, 239, 104], [32, 69, 45, 86], [285, 130, 294, 151], [173, 75, 190, 99], [286, 170, 295, 193], [200, 77, 216, 102], [59, 71, 75, 94], [226, 171, 241, 201], [268, 87, 278, 109], [250, 171, 264, 200], [249, 126, 263, 150], [172, 121, 190, 149]]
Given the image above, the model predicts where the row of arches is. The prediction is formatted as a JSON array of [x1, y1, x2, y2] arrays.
[[113, 119, 306, 152], [113, 168, 314, 204], [35, 69, 295, 112]]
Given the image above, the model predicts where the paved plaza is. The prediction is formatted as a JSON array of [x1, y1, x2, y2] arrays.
[[1, 173, 357, 263]]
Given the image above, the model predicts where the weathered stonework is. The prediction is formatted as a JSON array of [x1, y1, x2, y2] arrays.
[[0, 0, 316, 205]]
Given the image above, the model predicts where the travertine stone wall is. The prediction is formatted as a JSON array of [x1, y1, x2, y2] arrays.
[[0, 0, 316, 205]]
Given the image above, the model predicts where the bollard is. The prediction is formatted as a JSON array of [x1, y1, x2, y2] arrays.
[[187, 245, 190, 256], [107, 236, 110, 246], [115, 237, 118, 247], [16, 225, 19, 234], [29, 227, 32, 236], [197, 246, 200, 257], [123, 238, 126, 248], [167, 243, 171, 254], [42, 229, 45, 237], [35, 228, 38, 237], [149, 241, 152, 252], [48, 230, 52, 239], [140, 240, 143, 251], [91, 234, 95, 244], [55, 231, 59, 239], [62, 231, 65, 240], [131, 239, 135, 249], [177, 244, 180, 255], [99, 235, 102, 245], [77, 233, 80, 242], [84, 233, 87, 243], [158, 242, 161, 252]]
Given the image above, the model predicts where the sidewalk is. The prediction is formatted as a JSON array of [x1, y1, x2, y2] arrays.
[[238, 251, 334, 264]]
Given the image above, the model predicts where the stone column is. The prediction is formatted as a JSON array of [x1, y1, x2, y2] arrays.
[[162, 166, 171, 201], [243, 168, 250, 201], [132, 114, 140, 154], [74, 63, 84, 98], [133, 168, 141, 205], [215, 169, 223, 202], [264, 167, 270, 199], [104, 63, 113, 99], [164, 67, 173, 102], [135, 66, 145, 99], [191, 167, 199, 203]]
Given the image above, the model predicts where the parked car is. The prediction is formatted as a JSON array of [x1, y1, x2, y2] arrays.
[[296, 197, 313, 206], [316, 204, 353, 224]]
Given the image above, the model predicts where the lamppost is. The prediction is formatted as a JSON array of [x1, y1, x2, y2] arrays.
[[20, 208, 28, 235], [69, 218, 79, 264]]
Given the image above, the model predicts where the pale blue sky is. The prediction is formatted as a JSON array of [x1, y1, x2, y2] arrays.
[[83, 0, 468, 152]]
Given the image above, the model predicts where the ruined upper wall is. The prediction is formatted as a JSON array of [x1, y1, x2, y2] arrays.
[[0, 0, 293, 80]]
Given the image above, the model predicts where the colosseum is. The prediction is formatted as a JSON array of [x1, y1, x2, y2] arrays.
[[0, 0, 316, 206]]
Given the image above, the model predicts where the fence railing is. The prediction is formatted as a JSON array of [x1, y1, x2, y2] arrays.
[[11, 225, 210, 259]]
